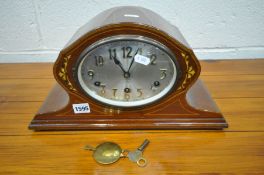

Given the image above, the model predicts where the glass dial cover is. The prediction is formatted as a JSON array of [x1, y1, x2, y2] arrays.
[[76, 35, 179, 107]]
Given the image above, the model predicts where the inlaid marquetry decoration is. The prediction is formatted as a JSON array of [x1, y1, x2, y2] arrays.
[[29, 6, 228, 130], [178, 52, 196, 90], [58, 55, 76, 91]]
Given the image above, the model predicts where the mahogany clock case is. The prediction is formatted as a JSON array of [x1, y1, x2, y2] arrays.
[[28, 6, 228, 130]]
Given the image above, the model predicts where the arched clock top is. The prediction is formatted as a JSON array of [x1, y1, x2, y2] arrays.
[[65, 6, 190, 49]]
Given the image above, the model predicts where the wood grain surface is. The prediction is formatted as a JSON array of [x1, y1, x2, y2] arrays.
[[0, 59, 263, 174]]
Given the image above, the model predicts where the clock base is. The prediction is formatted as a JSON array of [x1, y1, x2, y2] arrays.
[[29, 79, 228, 130]]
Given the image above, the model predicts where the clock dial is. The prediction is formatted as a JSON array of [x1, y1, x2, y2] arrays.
[[76, 35, 179, 107]]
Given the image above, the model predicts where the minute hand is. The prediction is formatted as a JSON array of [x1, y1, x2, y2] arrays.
[[127, 48, 140, 73]]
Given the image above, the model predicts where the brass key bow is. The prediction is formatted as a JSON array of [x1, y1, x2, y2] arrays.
[[127, 139, 150, 167]]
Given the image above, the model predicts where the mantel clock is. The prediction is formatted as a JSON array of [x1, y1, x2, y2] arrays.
[[29, 6, 228, 130]]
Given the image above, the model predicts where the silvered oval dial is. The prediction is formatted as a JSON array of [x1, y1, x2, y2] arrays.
[[76, 35, 178, 107]]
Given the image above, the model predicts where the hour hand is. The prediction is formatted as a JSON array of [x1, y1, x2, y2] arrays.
[[112, 55, 120, 65], [110, 54, 128, 76]]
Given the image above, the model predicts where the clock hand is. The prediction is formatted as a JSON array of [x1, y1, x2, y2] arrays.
[[127, 48, 140, 74], [111, 54, 127, 76]]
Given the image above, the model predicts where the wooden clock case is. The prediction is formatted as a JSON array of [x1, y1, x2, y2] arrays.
[[29, 6, 228, 130]]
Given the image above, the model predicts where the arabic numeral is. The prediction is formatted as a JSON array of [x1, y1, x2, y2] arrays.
[[109, 49, 116, 60], [160, 69, 167, 79], [150, 54, 157, 65], [122, 46, 133, 58]]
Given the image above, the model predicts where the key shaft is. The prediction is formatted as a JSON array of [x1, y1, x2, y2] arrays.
[[137, 139, 150, 152]]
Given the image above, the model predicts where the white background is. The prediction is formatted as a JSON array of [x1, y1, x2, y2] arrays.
[[0, 0, 263, 62]]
